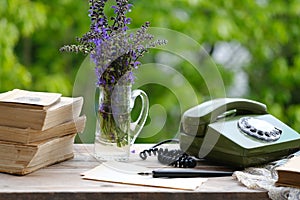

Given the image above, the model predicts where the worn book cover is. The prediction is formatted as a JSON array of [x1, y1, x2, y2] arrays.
[[276, 154, 300, 188], [0, 95, 84, 130], [0, 134, 76, 175], [0, 89, 61, 109], [0, 115, 86, 144]]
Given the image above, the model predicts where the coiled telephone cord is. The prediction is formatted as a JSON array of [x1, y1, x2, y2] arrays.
[[139, 139, 197, 168]]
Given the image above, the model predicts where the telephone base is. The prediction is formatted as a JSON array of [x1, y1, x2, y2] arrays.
[[180, 133, 300, 168]]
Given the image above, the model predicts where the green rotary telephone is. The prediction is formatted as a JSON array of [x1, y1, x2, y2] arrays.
[[179, 98, 300, 168]]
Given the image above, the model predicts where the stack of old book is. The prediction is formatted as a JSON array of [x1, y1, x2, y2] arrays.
[[0, 89, 86, 175]]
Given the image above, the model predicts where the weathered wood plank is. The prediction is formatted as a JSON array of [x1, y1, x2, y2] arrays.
[[0, 144, 270, 200]]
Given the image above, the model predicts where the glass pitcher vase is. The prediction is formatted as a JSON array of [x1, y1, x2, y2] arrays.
[[94, 84, 149, 161]]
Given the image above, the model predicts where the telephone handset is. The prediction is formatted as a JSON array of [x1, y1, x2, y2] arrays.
[[182, 98, 267, 124], [181, 98, 268, 138], [179, 98, 300, 168]]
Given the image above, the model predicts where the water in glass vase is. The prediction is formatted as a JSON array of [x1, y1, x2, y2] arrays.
[[94, 85, 131, 161], [94, 138, 130, 162], [94, 84, 149, 161], [94, 109, 131, 161]]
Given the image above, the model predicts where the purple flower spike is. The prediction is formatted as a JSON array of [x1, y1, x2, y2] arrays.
[[133, 61, 140, 69], [125, 18, 131, 24]]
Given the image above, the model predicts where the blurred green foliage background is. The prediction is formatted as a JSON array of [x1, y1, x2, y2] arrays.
[[1, 0, 300, 143]]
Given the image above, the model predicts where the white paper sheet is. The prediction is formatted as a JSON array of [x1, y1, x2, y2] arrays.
[[82, 161, 207, 191]]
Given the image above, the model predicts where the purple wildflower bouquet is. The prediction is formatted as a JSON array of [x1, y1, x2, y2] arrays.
[[60, 0, 166, 148], [60, 0, 166, 86]]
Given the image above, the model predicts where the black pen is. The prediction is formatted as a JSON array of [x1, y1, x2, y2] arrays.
[[138, 168, 233, 178]]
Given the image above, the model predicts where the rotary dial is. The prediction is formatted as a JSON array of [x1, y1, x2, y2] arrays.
[[237, 117, 282, 142]]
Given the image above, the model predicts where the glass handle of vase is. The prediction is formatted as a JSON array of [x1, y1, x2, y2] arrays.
[[130, 89, 149, 145]]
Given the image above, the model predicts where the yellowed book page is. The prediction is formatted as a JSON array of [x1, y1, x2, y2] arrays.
[[47, 96, 83, 111], [0, 115, 86, 144], [43, 96, 83, 130], [26, 134, 75, 168], [277, 155, 300, 172], [0, 89, 61, 107], [0, 134, 75, 175]]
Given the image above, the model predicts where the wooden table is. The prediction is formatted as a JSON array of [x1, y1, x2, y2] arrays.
[[0, 144, 270, 200]]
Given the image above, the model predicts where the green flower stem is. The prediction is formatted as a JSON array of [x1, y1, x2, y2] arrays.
[[98, 85, 130, 148]]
